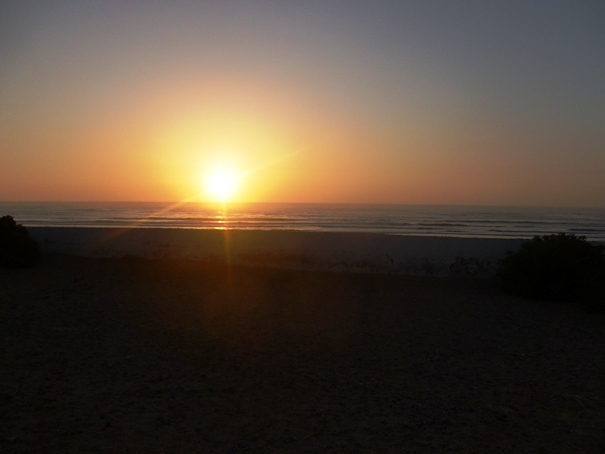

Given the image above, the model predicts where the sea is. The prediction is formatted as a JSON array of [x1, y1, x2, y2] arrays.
[[2, 202, 605, 242]]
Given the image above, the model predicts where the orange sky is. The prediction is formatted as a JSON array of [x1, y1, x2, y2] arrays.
[[1, 2, 604, 207]]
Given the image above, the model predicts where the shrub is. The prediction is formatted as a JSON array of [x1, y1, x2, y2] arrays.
[[499, 234, 605, 309], [0, 215, 41, 268]]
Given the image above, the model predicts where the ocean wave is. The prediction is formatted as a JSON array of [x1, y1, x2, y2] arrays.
[[2, 202, 605, 241]]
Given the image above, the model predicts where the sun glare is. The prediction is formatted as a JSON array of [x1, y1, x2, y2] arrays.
[[205, 170, 238, 202]]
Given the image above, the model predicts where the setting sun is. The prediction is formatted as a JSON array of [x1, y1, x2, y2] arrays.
[[205, 170, 239, 202]]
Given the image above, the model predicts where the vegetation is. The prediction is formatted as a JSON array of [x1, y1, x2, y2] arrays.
[[0, 215, 40, 268], [449, 256, 492, 278], [499, 234, 605, 311]]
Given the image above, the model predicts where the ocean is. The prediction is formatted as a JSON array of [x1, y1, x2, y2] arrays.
[[2, 202, 605, 241]]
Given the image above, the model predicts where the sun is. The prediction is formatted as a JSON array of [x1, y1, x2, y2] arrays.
[[205, 169, 239, 202]]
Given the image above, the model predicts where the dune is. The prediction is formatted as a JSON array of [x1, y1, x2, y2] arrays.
[[1, 253, 604, 452]]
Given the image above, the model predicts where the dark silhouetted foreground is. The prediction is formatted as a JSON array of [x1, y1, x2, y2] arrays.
[[499, 234, 605, 311], [0, 215, 40, 268], [1, 254, 604, 452]]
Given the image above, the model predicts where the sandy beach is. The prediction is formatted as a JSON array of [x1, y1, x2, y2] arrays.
[[2, 249, 604, 452], [5, 0, 605, 451], [29, 228, 526, 277]]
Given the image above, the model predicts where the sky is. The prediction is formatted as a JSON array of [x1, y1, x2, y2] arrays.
[[1, 1, 604, 206]]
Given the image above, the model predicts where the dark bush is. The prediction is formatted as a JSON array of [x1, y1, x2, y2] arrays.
[[499, 234, 605, 309], [0, 215, 41, 268]]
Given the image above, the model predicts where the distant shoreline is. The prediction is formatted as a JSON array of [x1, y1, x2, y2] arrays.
[[29, 227, 526, 277]]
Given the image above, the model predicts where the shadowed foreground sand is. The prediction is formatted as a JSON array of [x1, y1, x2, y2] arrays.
[[1, 254, 604, 452]]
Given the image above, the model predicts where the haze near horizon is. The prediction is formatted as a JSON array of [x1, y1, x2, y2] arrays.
[[1, 1, 604, 207]]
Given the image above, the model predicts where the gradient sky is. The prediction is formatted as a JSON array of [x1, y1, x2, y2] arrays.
[[1, 1, 604, 206]]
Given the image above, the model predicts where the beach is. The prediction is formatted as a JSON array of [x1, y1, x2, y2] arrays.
[[2, 230, 605, 452], [5, 0, 605, 450], [29, 228, 526, 277]]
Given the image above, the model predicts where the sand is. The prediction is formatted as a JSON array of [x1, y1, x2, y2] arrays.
[[1, 253, 604, 452], [29, 228, 526, 277]]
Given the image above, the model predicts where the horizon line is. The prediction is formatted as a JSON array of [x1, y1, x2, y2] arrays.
[[1, 200, 604, 210]]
